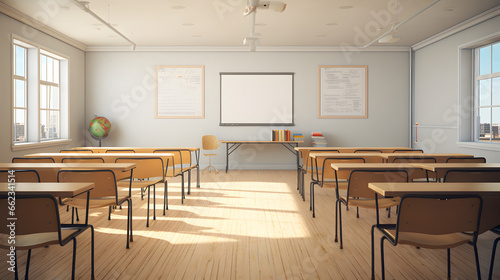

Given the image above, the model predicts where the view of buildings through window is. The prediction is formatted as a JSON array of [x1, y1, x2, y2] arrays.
[[476, 41, 500, 143]]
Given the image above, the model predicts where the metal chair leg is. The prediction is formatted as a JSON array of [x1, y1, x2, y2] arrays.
[[381, 236, 387, 280], [489, 237, 500, 280], [25, 249, 31, 280]]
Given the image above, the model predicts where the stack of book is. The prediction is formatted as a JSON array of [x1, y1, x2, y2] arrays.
[[272, 129, 291, 141], [293, 133, 303, 141], [311, 132, 327, 147]]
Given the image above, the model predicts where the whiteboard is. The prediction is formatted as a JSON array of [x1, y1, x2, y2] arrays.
[[318, 66, 367, 118], [220, 73, 294, 126], [156, 65, 204, 118]]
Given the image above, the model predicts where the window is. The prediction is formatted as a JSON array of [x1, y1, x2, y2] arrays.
[[474, 41, 500, 143], [40, 53, 61, 140], [13, 44, 27, 142], [11, 36, 69, 150]]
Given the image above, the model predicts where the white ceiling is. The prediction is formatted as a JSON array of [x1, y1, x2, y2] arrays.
[[2, 0, 500, 50]]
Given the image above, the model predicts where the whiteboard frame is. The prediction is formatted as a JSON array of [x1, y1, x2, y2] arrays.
[[155, 65, 205, 119], [318, 65, 368, 119], [219, 72, 294, 126]]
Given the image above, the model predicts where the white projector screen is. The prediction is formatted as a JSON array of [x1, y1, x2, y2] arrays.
[[220, 72, 294, 126]]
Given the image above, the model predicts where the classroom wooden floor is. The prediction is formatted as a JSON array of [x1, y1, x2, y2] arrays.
[[1, 170, 499, 279]]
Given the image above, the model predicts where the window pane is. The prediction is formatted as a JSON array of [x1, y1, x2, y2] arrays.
[[493, 77, 500, 106], [493, 107, 500, 142], [40, 110, 47, 139], [480, 45, 492, 76], [50, 86, 59, 109], [479, 107, 491, 142], [40, 55, 47, 81], [15, 45, 25, 77], [15, 79, 26, 108], [47, 57, 53, 83], [479, 79, 491, 106], [14, 109, 26, 142], [493, 43, 500, 74], [40, 85, 48, 109], [54, 59, 59, 84], [49, 111, 59, 139]]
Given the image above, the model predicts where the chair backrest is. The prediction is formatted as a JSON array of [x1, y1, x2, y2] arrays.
[[60, 149, 93, 153], [202, 135, 220, 151], [391, 156, 436, 163], [396, 195, 482, 238], [12, 157, 55, 163], [115, 157, 165, 180], [443, 169, 500, 183], [347, 170, 408, 199], [306, 150, 340, 174], [0, 195, 60, 249], [320, 157, 365, 181], [392, 149, 424, 153], [105, 149, 135, 153], [446, 157, 486, 163], [354, 149, 382, 153], [0, 170, 40, 182], [61, 157, 105, 163], [154, 149, 192, 172], [57, 170, 118, 200]]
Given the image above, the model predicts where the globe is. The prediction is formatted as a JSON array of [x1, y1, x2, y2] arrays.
[[89, 116, 111, 140]]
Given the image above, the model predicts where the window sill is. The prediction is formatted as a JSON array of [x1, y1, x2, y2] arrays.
[[12, 139, 72, 152], [456, 141, 500, 151]]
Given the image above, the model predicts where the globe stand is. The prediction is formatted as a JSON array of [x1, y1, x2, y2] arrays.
[[98, 139, 102, 147]]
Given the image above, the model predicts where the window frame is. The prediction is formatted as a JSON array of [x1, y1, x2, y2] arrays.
[[473, 41, 500, 143], [11, 35, 71, 151], [12, 43, 28, 143]]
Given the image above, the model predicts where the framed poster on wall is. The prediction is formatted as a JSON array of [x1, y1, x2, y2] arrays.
[[156, 65, 205, 118], [318, 65, 367, 118]]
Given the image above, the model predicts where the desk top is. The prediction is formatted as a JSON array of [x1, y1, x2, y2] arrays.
[[222, 140, 303, 144], [330, 163, 423, 171], [72, 147, 200, 152], [24, 153, 173, 163], [295, 147, 413, 153], [0, 163, 135, 171], [414, 163, 500, 171], [368, 182, 500, 197], [381, 153, 473, 160], [0, 182, 95, 197]]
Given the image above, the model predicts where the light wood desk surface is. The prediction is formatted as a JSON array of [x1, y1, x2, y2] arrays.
[[0, 162, 136, 182], [0, 182, 94, 197], [369, 182, 500, 233], [381, 153, 473, 163], [309, 152, 385, 163], [24, 153, 173, 164], [72, 147, 200, 153], [330, 163, 424, 172], [296, 147, 413, 153], [222, 140, 303, 144], [414, 163, 500, 172]]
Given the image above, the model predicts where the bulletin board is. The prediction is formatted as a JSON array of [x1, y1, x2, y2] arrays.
[[156, 65, 205, 118], [318, 65, 367, 118]]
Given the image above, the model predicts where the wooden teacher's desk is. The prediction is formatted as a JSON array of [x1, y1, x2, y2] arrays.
[[368, 182, 500, 234], [0, 163, 135, 182], [221, 141, 303, 173]]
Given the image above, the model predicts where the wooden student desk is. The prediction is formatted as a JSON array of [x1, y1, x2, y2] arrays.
[[0, 182, 95, 225], [0, 163, 135, 182], [24, 152, 173, 164], [413, 163, 500, 181], [368, 182, 500, 234], [221, 140, 303, 173], [381, 153, 473, 163], [72, 147, 201, 188]]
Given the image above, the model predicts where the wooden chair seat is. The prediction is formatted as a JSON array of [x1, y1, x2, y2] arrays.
[[0, 229, 80, 250], [380, 229, 472, 249], [117, 178, 164, 189], [65, 196, 130, 209], [340, 196, 400, 209]]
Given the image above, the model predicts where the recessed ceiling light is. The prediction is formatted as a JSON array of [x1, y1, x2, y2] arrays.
[[182, 23, 194, 26], [339, 5, 353, 9], [315, 35, 326, 38], [326, 22, 338, 26], [444, 7, 454, 12], [172, 5, 185, 9]]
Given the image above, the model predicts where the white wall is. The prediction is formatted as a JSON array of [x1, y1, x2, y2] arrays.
[[0, 13, 86, 162], [86, 50, 410, 169], [413, 15, 500, 162]]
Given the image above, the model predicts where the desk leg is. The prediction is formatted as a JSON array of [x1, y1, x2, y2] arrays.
[[196, 150, 200, 188], [226, 143, 229, 173]]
